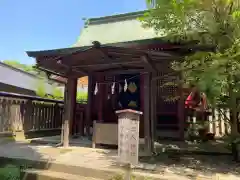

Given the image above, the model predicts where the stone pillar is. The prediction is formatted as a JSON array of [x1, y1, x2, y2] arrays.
[[116, 109, 142, 166]]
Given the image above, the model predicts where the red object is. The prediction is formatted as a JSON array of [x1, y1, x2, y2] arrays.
[[185, 92, 208, 110], [185, 92, 194, 108]]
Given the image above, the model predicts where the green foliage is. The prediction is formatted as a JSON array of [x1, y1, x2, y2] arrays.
[[141, 0, 240, 49], [76, 91, 88, 102], [51, 88, 64, 100], [0, 164, 20, 180], [140, 0, 240, 101], [36, 81, 46, 98], [36, 81, 87, 102], [140, 0, 240, 135], [36, 80, 62, 99]]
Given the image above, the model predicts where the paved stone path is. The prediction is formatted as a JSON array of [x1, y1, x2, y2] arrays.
[[0, 141, 239, 180]]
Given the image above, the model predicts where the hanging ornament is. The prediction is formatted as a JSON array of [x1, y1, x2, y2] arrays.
[[94, 83, 98, 95], [124, 79, 128, 92], [119, 84, 122, 93], [128, 82, 137, 93], [111, 82, 115, 95]]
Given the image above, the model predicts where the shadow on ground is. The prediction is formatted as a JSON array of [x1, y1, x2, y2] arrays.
[[1, 135, 240, 180], [97, 140, 240, 179], [0, 134, 71, 180], [139, 140, 239, 179]]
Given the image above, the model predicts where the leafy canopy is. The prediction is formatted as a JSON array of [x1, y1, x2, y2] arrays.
[[140, 0, 240, 105], [141, 0, 240, 51]]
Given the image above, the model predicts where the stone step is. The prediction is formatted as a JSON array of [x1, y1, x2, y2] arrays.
[[23, 169, 103, 180]]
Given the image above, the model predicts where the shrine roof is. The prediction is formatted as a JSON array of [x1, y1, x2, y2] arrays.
[[27, 43, 176, 77], [73, 10, 161, 47]]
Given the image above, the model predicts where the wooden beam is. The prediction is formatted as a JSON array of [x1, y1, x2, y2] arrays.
[[141, 55, 157, 73], [86, 74, 93, 136], [37, 62, 82, 78], [35, 66, 67, 78], [177, 72, 185, 140], [150, 72, 157, 152], [152, 71, 178, 81], [56, 60, 88, 76], [97, 74, 104, 122], [70, 78, 77, 136], [147, 50, 172, 57], [95, 67, 145, 74], [63, 78, 77, 148], [143, 73, 151, 155], [72, 61, 139, 68]]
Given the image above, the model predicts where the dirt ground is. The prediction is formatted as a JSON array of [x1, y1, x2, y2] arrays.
[[140, 153, 240, 179]]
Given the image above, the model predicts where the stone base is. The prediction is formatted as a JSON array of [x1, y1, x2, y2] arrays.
[[14, 131, 26, 141]]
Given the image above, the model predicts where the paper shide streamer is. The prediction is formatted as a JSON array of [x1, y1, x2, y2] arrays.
[[94, 82, 98, 95], [124, 79, 128, 92]]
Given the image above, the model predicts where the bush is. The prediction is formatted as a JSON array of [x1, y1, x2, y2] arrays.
[[0, 164, 20, 180]]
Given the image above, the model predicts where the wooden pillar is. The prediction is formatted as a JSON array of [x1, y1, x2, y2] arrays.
[[150, 72, 157, 152], [178, 72, 185, 140], [63, 77, 77, 148], [98, 74, 104, 122], [86, 75, 93, 136], [140, 74, 145, 138], [71, 78, 77, 136], [143, 73, 151, 155]]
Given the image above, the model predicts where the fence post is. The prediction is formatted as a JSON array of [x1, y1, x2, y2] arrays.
[[0, 99, 11, 133], [215, 109, 220, 137], [208, 112, 213, 134], [54, 103, 61, 129]]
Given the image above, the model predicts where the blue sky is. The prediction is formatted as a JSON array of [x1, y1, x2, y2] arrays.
[[0, 0, 147, 65]]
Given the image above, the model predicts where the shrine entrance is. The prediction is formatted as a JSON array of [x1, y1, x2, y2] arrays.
[[118, 74, 141, 111]]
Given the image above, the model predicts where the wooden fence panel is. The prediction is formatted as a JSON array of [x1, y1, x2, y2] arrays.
[[0, 92, 85, 136], [0, 97, 64, 133], [186, 108, 234, 138]]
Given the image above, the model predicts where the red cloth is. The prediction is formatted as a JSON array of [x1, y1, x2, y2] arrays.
[[185, 92, 207, 110], [185, 93, 194, 108]]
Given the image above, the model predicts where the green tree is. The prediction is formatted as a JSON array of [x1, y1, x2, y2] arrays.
[[140, 0, 240, 135], [36, 80, 46, 98]]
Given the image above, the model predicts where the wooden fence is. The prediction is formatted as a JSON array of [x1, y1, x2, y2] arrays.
[[186, 108, 235, 138], [0, 92, 64, 134]]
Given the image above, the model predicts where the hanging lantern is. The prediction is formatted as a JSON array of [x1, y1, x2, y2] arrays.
[[94, 83, 98, 95], [111, 82, 115, 94], [124, 79, 128, 92]]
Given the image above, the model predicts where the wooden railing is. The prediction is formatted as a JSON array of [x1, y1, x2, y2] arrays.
[[0, 92, 87, 136], [0, 92, 64, 134], [186, 108, 236, 138]]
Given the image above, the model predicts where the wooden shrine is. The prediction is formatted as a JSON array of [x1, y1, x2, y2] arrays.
[[26, 37, 214, 151]]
